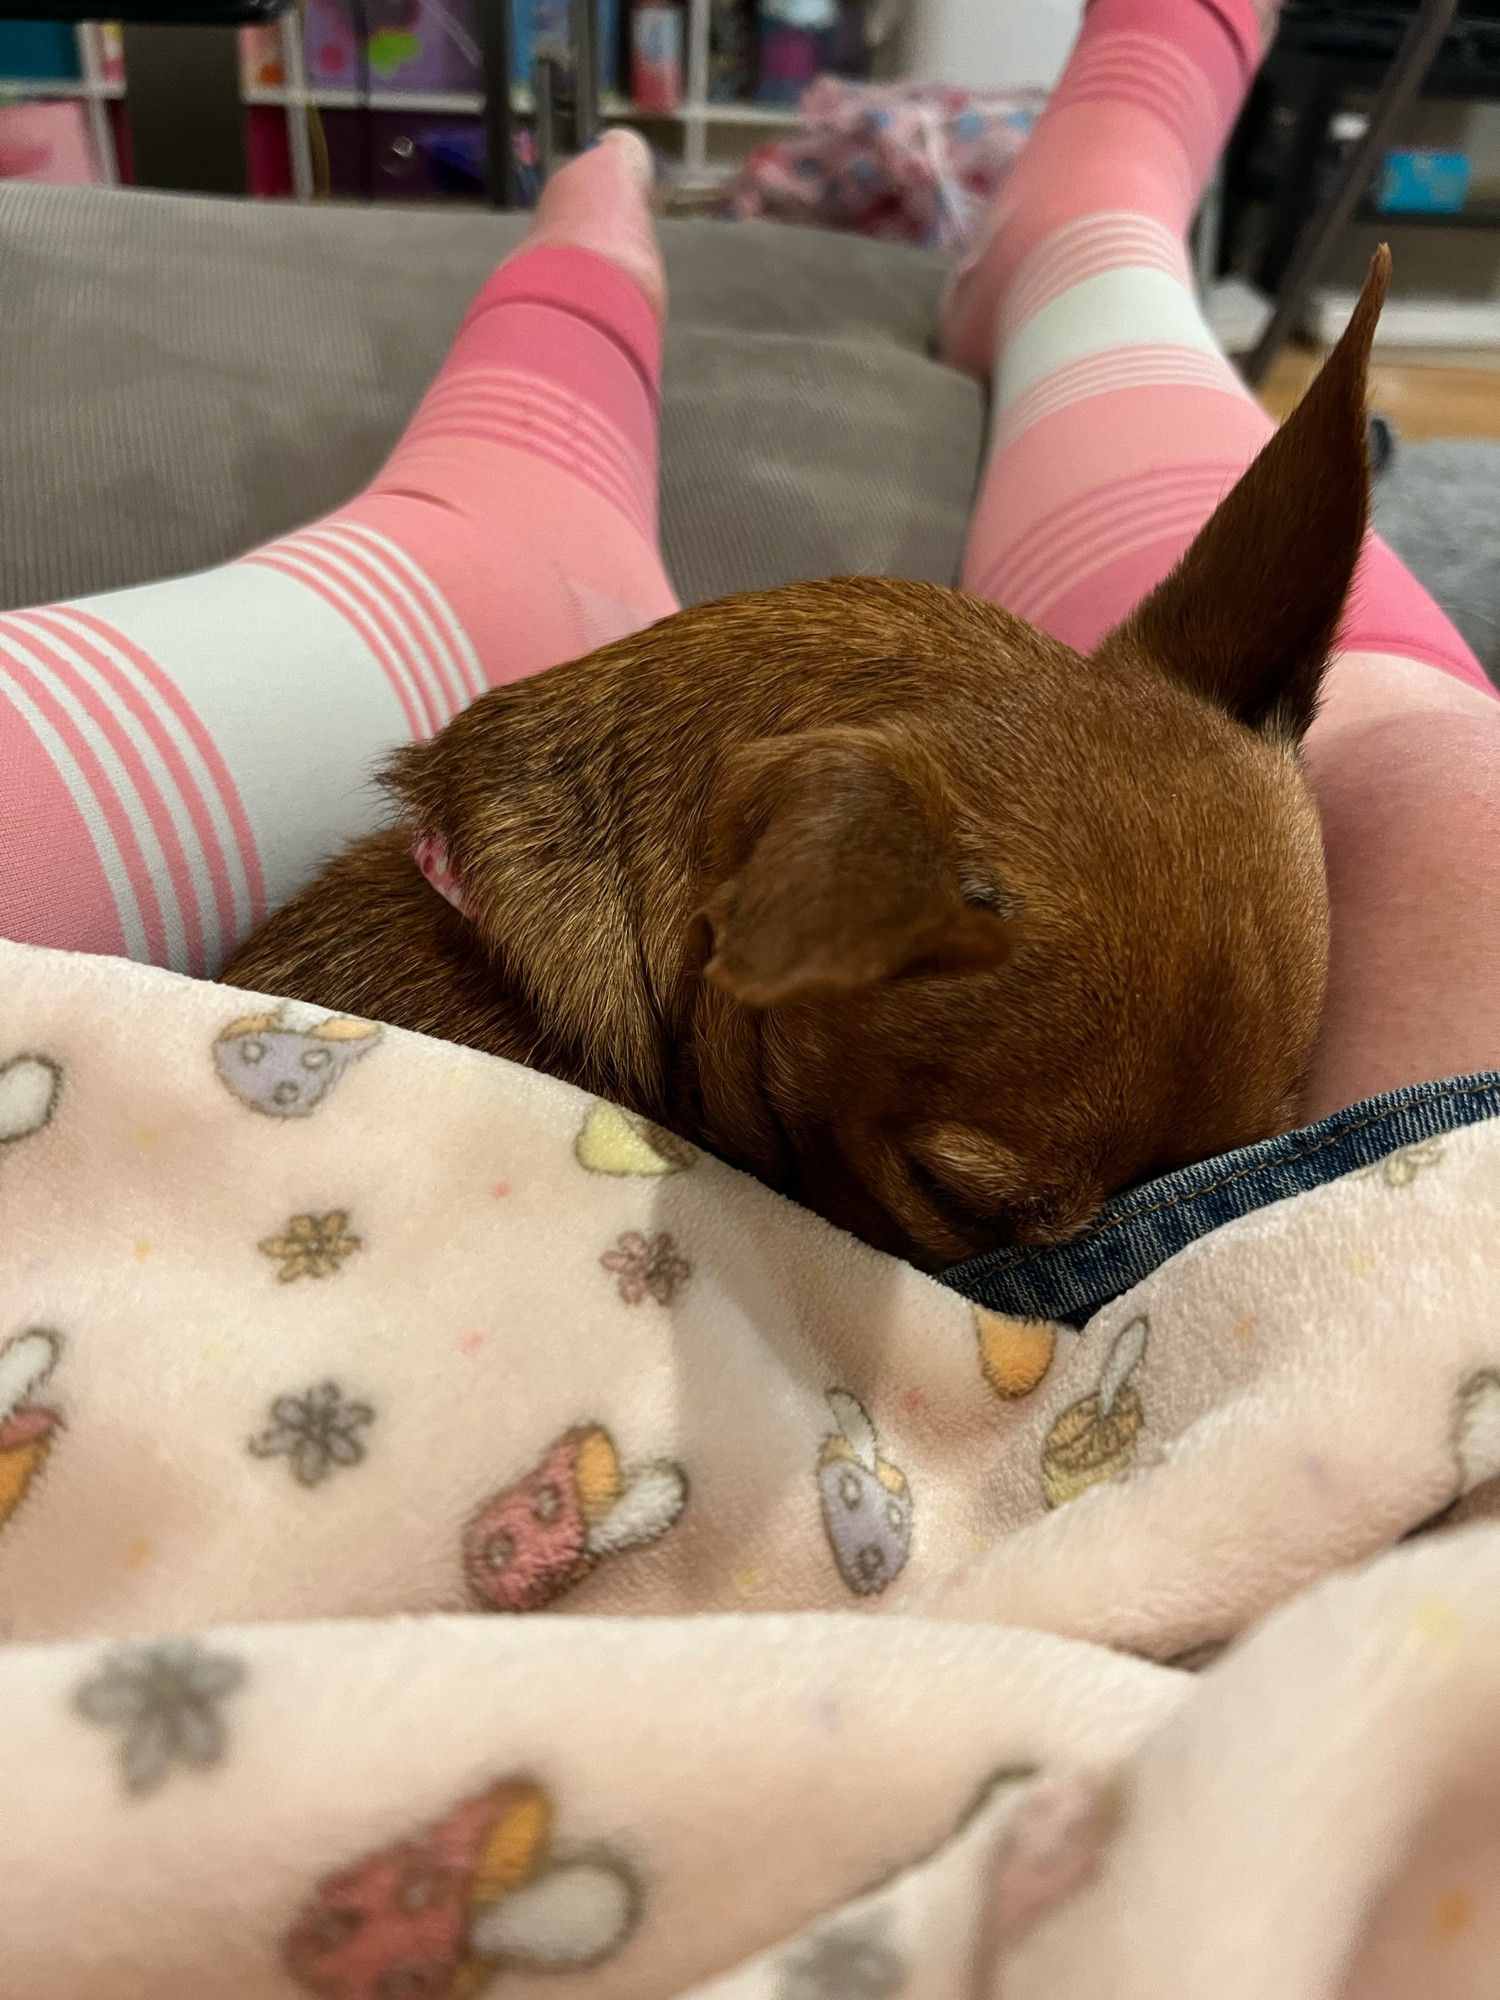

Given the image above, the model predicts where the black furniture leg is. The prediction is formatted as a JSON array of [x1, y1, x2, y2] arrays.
[[478, 0, 518, 207], [534, 52, 559, 182], [570, 0, 599, 149]]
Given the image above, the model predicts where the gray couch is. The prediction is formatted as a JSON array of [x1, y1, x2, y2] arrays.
[[0, 181, 984, 614]]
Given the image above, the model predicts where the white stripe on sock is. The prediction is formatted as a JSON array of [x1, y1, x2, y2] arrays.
[[6, 611, 229, 970], [68, 562, 409, 921], [994, 264, 1222, 421], [0, 622, 187, 966], [0, 658, 149, 960], [41, 607, 258, 947], [315, 522, 485, 708]]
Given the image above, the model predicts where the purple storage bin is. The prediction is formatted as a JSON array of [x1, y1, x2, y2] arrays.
[[303, 0, 483, 94]]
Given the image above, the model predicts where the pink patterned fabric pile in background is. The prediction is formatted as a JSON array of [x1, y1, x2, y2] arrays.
[[716, 78, 1044, 254]]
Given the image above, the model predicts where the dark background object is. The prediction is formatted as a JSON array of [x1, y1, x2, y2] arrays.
[[1222, 0, 1500, 300], [479, 0, 518, 205], [0, 0, 289, 18], [1240, 0, 1457, 383], [119, 21, 247, 192]]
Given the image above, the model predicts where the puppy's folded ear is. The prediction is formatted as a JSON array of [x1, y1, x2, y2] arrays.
[[1095, 245, 1391, 741], [700, 728, 1017, 1009]]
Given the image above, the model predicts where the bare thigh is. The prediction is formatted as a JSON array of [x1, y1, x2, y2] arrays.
[[1301, 651, 1500, 1120]]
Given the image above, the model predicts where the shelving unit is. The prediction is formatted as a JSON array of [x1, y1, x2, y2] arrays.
[[1, 3, 810, 200], [0, 21, 122, 184], [256, 0, 805, 196]]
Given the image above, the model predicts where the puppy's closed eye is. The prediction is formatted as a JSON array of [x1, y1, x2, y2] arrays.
[[906, 1156, 1000, 1243], [959, 878, 1022, 921], [908, 1124, 1103, 1248], [904, 1125, 1025, 1239]]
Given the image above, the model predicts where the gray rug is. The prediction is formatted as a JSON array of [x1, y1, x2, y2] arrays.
[[1374, 439, 1500, 684]]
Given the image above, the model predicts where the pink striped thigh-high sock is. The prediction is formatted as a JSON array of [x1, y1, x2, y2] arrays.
[[0, 234, 677, 976], [951, 0, 1492, 699]]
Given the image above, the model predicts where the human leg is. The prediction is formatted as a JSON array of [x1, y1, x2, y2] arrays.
[[0, 130, 677, 976], [944, 0, 1499, 1109], [946, 0, 1488, 695]]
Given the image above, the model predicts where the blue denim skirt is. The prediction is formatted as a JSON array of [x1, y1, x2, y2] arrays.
[[939, 1071, 1500, 1328]]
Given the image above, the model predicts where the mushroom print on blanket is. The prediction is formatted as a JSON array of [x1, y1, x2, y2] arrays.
[[974, 1308, 1058, 1402], [0, 1329, 62, 1535], [213, 1005, 380, 1118], [1452, 1371, 1500, 1499], [0, 1053, 61, 1152], [1040, 1317, 1148, 1509], [463, 1425, 688, 1612], [283, 1779, 639, 2000], [817, 1391, 912, 1598], [574, 1101, 696, 1176]]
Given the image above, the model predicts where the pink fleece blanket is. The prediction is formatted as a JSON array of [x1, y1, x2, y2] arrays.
[[2, 937, 1497, 1996]]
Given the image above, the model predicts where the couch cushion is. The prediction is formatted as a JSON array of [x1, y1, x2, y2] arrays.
[[0, 181, 983, 612]]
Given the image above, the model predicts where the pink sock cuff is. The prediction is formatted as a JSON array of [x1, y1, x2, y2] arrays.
[[1194, 0, 1264, 76], [1339, 536, 1498, 700], [1080, 0, 1262, 93], [459, 243, 662, 406]]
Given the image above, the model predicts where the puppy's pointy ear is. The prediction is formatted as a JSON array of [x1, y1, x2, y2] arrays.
[[700, 729, 1017, 1009], [1095, 245, 1390, 741]]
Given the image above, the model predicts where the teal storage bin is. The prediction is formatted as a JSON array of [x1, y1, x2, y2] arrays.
[[1378, 149, 1471, 215], [0, 21, 81, 82]]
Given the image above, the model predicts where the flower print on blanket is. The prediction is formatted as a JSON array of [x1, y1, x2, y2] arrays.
[[283, 1778, 639, 1999], [1040, 1317, 1148, 1509], [778, 1915, 905, 2000], [0, 1328, 61, 1535], [213, 1004, 380, 1118], [259, 1211, 363, 1282], [600, 1230, 691, 1306], [73, 1639, 244, 1796], [464, 1425, 688, 1612], [817, 1391, 912, 1598], [249, 1382, 375, 1487]]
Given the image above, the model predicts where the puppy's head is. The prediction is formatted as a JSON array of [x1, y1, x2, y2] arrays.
[[698, 250, 1389, 1268]]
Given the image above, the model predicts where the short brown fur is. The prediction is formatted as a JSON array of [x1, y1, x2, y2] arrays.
[[224, 252, 1391, 1270]]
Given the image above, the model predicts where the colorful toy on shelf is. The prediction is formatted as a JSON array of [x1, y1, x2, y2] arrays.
[[754, 0, 833, 104], [717, 77, 1043, 253], [239, 21, 286, 90], [514, 0, 620, 94], [302, 0, 484, 93], [301, 0, 621, 97], [631, 3, 681, 111], [754, 0, 869, 104]]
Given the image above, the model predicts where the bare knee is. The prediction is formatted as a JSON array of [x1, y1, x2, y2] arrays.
[[1302, 706, 1500, 1121]]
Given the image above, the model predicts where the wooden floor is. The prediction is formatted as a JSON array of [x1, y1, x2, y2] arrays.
[[1259, 345, 1500, 441]]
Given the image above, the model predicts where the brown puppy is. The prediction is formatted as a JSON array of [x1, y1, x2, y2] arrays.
[[224, 250, 1390, 1272]]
